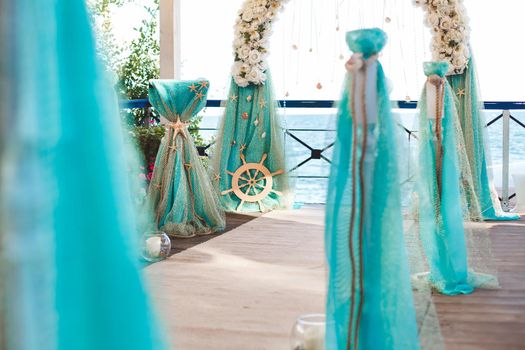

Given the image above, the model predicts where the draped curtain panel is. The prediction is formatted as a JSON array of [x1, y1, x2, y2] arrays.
[[0, 1, 166, 349]]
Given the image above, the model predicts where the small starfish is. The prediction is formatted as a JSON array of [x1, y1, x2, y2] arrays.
[[168, 144, 178, 152], [240, 144, 247, 152], [199, 80, 209, 89], [195, 91, 205, 100], [230, 94, 238, 102], [213, 173, 221, 182], [167, 116, 190, 141], [457, 88, 466, 97], [259, 99, 267, 109], [189, 84, 198, 92]]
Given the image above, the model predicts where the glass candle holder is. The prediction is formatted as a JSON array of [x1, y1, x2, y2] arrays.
[[141, 231, 171, 262], [290, 314, 326, 350]]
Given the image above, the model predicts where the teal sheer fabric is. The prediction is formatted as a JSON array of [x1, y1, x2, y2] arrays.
[[147, 80, 225, 237], [448, 57, 519, 221], [0, 1, 166, 349], [417, 62, 474, 295], [415, 61, 498, 295], [211, 73, 290, 212], [325, 28, 421, 350]]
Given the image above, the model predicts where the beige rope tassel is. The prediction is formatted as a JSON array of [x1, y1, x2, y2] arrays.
[[427, 75, 445, 207]]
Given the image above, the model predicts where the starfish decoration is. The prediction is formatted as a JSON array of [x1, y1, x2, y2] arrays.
[[195, 91, 205, 100], [457, 88, 466, 97], [153, 183, 162, 190], [259, 99, 267, 109], [189, 84, 198, 92], [168, 144, 178, 153], [199, 81, 209, 89], [230, 94, 238, 102], [214, 173, 221, 182], [167, 116, 190, 141], [185, 163, 193, 171], [240, 144, 247, 152]]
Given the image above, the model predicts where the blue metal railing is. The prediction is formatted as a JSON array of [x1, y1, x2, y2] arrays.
[[122, 98, 525, 207], [120, 99, 525, 111]]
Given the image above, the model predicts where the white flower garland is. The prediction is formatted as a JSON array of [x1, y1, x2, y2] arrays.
[[414, 0, 471, 75], [232, 0, 289, 87]]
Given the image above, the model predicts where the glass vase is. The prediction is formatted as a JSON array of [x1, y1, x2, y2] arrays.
[[290, 314, 326, 350], [141, 231, 171, 262]]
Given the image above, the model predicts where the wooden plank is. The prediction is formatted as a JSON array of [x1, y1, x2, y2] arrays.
[[145, 209, 525, 349]]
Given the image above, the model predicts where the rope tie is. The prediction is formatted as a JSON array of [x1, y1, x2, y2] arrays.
[[427, 75, 445, 211], [345, 52, 378, 350]]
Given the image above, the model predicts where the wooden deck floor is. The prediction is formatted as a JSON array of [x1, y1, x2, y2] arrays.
[[145, 207, 525, 350]]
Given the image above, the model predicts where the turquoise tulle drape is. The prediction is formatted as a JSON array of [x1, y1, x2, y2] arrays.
[[415, 61, 498, 295], [325, 28, 421, 350], [0, 1, 165, 349], [147, 80, 225, 237], [448, 57, 519, 221], [211, 74, 290, 212]]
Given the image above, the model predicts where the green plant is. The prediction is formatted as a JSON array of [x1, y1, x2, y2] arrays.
[[117, 4, 160, 101], [87, 0, 128, 75], [129, 125, 166, 165], [128, 118, 209, 168], [89, 0, 207, 167], [116, 1, 160, 126]]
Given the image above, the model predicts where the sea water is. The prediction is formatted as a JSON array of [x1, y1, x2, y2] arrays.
[[199, 108, 525, 205]]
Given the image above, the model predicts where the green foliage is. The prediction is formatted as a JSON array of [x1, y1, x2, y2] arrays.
[[129, 125, 165, 165], [116, 4, 160, 101], [89, 0, 207, 166], [87, 0, 127, 75], [129, 121, 210, 169]]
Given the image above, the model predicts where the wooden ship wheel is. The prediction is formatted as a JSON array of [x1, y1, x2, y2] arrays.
[[221, 153, 284, 212]]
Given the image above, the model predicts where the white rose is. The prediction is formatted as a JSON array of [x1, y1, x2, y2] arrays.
[[436, 5, 451, 17], [452, 56, 467, 69], [250, 20, 262, 31], [238, 45, 251, 59], [426, 13, 440, 27], [242, 8, 255, 22], [241, 62, 251, 73], [239, 22, 250, 32], [233, 37, 245, 49], [247, 67, 266, 84], [235, 76, 250, 88], [248, 50, 262, 65], [265, 10, 276, 20], [253, 5, 266, 15], [440, 18, 452, 31], [445, 30, 462, 43], [231, 61, 244, 76]]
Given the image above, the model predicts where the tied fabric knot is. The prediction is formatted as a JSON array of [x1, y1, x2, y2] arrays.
[[345, 53, 378, 73], [427, 74, 445, 87]]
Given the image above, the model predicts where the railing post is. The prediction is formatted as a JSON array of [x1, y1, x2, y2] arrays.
[[502, 110, 511, 211]]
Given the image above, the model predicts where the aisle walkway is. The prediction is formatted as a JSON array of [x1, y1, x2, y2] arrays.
[[145, 207, 525, 350]]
